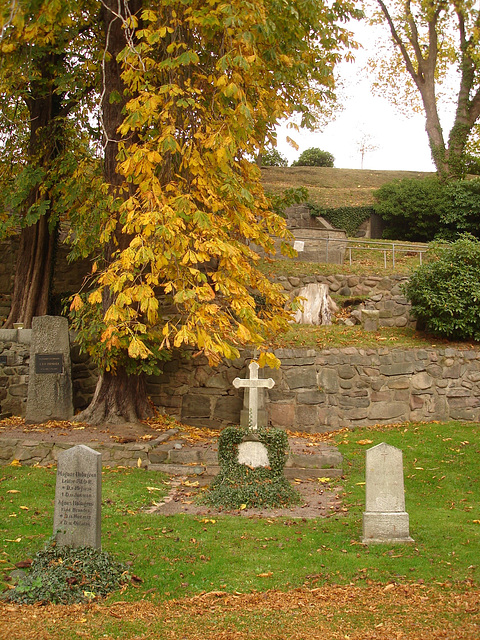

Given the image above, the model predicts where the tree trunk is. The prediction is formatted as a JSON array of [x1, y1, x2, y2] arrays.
[[74, 365, 154, 425], [3, 60, 63, 329], [77, 0, 151, 425], [4, 215, 57, 328], [294, 283, 336, 325]]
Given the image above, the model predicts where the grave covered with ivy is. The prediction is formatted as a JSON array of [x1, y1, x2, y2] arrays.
[[203, 425, 301, 509]]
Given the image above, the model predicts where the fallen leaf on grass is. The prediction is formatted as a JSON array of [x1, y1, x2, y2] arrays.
[[257, 572, 273, 578], [6, 490, 20, 494], [317, 477, 331, 483], [356, 439, 373, 445], [9, 460, 21, 467]]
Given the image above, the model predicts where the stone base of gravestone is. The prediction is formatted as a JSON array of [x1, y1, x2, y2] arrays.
[[362, 512, 413, 544], [26, 315, 73, 423], [53, 445, 102, 549], [237, 437, 270, 468]]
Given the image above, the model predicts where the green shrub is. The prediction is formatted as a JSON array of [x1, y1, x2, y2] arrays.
[[404, 234, 480, 340], [442, 178, 480, 238], [373, 176, 450, 242], [310, 204, 373, 236], [261, 147, 288, 167], [292, 148, 334, 167], [463, 153, 480, 176], [203, 425, 301, 509]]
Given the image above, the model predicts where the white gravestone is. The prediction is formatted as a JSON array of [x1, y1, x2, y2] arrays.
[[53, 445, 102, 549], [233, 362, 275, 469], [233, 361, 274, 431], [362, 442, 413, 544]]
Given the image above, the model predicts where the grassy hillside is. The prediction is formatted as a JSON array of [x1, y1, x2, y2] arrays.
[[261, 166, 435, 209]]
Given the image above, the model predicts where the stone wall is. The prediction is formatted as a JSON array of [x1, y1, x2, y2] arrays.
[[277, 273, 415, 328], [145, 346, 480, 432], [0, 329, 31, 417], [4, 332, 480, 432]]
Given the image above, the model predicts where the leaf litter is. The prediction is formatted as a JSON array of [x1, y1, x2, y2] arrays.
[[0, 583, 478, 639]]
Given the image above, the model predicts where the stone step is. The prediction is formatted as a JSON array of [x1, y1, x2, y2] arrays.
[[148, 447, 342, 469], [147, 462, 343, 479]]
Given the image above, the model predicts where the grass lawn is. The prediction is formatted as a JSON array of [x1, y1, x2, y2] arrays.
[[0, 420, 479, 638]]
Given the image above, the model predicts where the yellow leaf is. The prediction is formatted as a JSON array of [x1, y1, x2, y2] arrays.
[[286, 135, 299, 150], [240, 504, 247, 510], [317, 477, 331, 483], [473, 520, 480, 524], [257, 572, 273, 578], [70, 295, 84, 312], [19, 506, 29, 511], [137, 457, 143, 468], [6, 490, 20, 494], [357, 439, 373, 445], [5, 538, 22, 543], [87, 289, 103, 305], [9, 460, 21, 467]]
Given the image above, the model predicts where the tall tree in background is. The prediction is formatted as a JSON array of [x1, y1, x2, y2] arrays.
[[0, 0, 99, 328], [71, 0, 360, 424], [368, 1, 480, 179]]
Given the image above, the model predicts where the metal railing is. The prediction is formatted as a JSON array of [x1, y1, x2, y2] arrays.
[[292, 235, 429, 268], [345, 239, 429, 269]]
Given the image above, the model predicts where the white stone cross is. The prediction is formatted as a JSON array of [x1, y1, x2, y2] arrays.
[[232, 361, 275, 430]]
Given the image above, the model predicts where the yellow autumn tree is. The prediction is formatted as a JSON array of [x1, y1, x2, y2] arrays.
[[71, 0, 360, 424]]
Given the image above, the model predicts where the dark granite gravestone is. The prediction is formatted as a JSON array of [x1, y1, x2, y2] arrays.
[[26, 316, 73, 422]]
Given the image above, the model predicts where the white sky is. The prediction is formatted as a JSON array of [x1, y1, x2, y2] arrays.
[[276, 19, 440, 172]]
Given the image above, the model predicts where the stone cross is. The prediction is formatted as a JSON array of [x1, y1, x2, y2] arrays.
[[53, 445, 102, 549], [232, 361, 274, 430]]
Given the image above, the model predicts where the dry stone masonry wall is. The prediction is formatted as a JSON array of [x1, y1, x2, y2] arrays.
[[0, 329, 31, 417], [277, 274, 414, 328], [140, 346, 480, 431], [3, 330, 480, 431]]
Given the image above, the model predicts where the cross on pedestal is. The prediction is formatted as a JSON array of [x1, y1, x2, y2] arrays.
[[232, 361, 275, 431]]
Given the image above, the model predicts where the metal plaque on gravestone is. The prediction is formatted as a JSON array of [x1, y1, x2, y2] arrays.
[[26, 315, 73, 422], [53, 445, 102, 549], [35, 353, 64, 374], [362, 442, 413, 544], [0, 355, 7, 366]]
